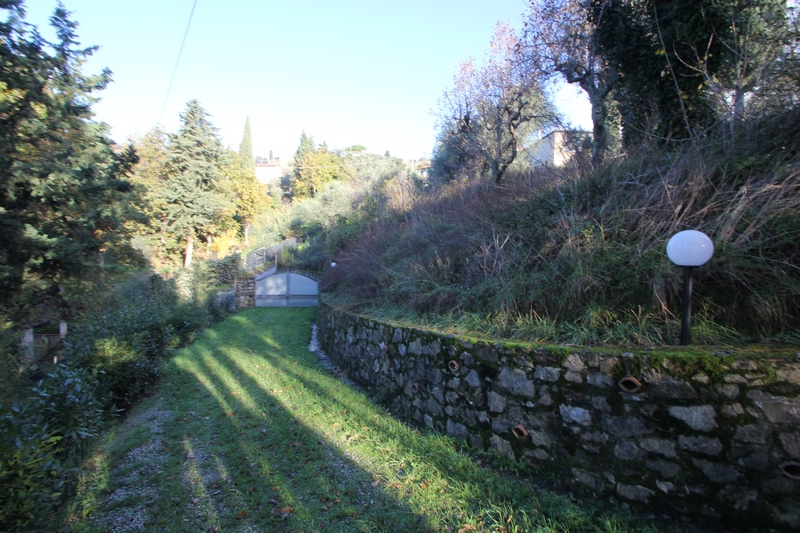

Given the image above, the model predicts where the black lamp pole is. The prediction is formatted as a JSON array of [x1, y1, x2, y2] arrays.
[[680, 266, 693, 345]]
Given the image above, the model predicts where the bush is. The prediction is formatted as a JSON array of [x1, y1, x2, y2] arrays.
[[0, 365, 103, 529]]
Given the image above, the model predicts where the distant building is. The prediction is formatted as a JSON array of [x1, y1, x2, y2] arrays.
[[528, 130, 591, 168], [255, 156, 292, 184], [407, 158, 431, 178]]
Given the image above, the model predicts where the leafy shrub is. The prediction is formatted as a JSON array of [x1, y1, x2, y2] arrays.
[[0, 365, 103, 528], [211, 253, 245, 285]]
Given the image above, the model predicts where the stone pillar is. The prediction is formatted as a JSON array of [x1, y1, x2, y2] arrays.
[[20, 327, 34, 362], [235, 277, 255, 309]]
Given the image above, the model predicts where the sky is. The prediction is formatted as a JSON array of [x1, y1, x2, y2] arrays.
[[23, 0, 591, 161]]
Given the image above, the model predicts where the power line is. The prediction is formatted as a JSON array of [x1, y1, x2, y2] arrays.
[[157, 0, 198, 125]]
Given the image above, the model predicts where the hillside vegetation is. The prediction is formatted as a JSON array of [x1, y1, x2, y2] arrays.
[[315, 113, 800, 346]]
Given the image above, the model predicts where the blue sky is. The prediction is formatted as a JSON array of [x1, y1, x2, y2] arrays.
[[24, 0, 590, 160]]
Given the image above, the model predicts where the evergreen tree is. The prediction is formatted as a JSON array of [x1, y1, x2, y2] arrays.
[[292, 131, 315, 185], [0, 1, 141, 326], [232, 119, 268, 245], [238, 116, 255, 172], [160, 100, 229, 267]]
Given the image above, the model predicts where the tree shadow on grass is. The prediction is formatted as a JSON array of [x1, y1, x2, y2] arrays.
[[165, 308, 433, 532], [214, 309, 664, 533]]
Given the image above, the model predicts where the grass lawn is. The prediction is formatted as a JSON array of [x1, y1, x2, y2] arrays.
[[63, 308, 671, 532]]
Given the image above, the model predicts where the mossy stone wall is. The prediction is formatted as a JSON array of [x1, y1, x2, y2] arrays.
[[317, 304, 800, 530]]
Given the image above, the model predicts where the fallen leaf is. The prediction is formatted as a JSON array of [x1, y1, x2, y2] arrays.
[[236, 510, 247, 519], [271, 506, 294, 518]]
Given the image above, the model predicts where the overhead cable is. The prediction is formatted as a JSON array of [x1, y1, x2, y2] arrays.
[[157, 0, 198, 126]]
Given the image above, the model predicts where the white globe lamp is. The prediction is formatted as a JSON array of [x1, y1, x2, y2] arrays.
[[666, 230, 714, 345]]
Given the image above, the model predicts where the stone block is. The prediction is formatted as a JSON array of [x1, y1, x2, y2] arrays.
[[747, 390, 800, 424], [645, 459, 681, 478], [490, 434, 514, 460], [488, 391, 506, 413], [563, 354, 586, 372], [643, 370, 698, 400], [668, 405, 717, 432], [640, 437, 677, 458], [602, 416, 651, 438], [565, 371, 583, 383], [586, 372, 614, 388], [616, 483, 655, 503], [613, 441, 640, 460], [465, 369, 482, 388], [559, 404, 592, 426], [591, 396, 611, 412], [734, 423, 769, 444], [715, 384, 740, 399], [572, 468, 604, 489], [693, 459, 740, 483], [534, 366, 561, 382], [776, 363, 800, 385], [779, 432, 800, 459], [497, 367, 535, 397], [722, 403, 745, 417], [679, 435, 724, 456], [446, 419, 468, 441]]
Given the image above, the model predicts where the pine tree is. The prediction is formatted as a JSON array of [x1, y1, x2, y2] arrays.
[[0, 1, 142, 326], [160, 100, 229, 267]]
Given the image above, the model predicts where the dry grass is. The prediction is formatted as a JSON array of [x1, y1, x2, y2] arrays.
[[322, 110, 800, 345]]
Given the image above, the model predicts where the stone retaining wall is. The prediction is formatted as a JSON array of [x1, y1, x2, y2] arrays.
[[317, 304, 800, 530]]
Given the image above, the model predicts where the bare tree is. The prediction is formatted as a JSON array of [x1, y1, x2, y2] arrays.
[[521, 0, 613, 166], [437, 21, 556, 184]]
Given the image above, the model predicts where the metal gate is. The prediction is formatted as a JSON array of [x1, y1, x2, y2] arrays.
[[254, 269, 319, 307]]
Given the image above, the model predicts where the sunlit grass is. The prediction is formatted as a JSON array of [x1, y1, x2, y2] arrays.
[[65, 308, 670, 532]]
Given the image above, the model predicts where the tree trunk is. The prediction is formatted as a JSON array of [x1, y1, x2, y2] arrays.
[[184, 234, 194, 267], [244, 221, 250, 246], [589, 89, 609, 167]]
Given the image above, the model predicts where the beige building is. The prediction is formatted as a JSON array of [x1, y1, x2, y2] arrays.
[[255, 156, 291, 184], [528, 130, 591, 168]]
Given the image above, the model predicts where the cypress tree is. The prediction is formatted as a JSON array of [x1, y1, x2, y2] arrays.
[[239, 116, 255, 173], [233, 118, 268, 245]]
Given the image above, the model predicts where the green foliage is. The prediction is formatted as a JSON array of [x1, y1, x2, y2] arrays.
[[291, 142, 353, 199], [210, 253, 245, 285], [0, 1, 145, 325], [0, 365, 103, 528]]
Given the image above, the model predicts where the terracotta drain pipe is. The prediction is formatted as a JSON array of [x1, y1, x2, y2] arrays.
[[511, 424, 529, 439], [780, 461, 800, 480], [618, 376, 643, 394]]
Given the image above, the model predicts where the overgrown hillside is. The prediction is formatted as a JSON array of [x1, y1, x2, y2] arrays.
[[317, 112, 800, 346]]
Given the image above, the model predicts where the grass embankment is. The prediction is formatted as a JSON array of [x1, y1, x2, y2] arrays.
[[64, 308, 668, 532]]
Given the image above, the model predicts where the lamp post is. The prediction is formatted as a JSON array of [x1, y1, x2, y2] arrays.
[[666, 230, 714, 345]]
